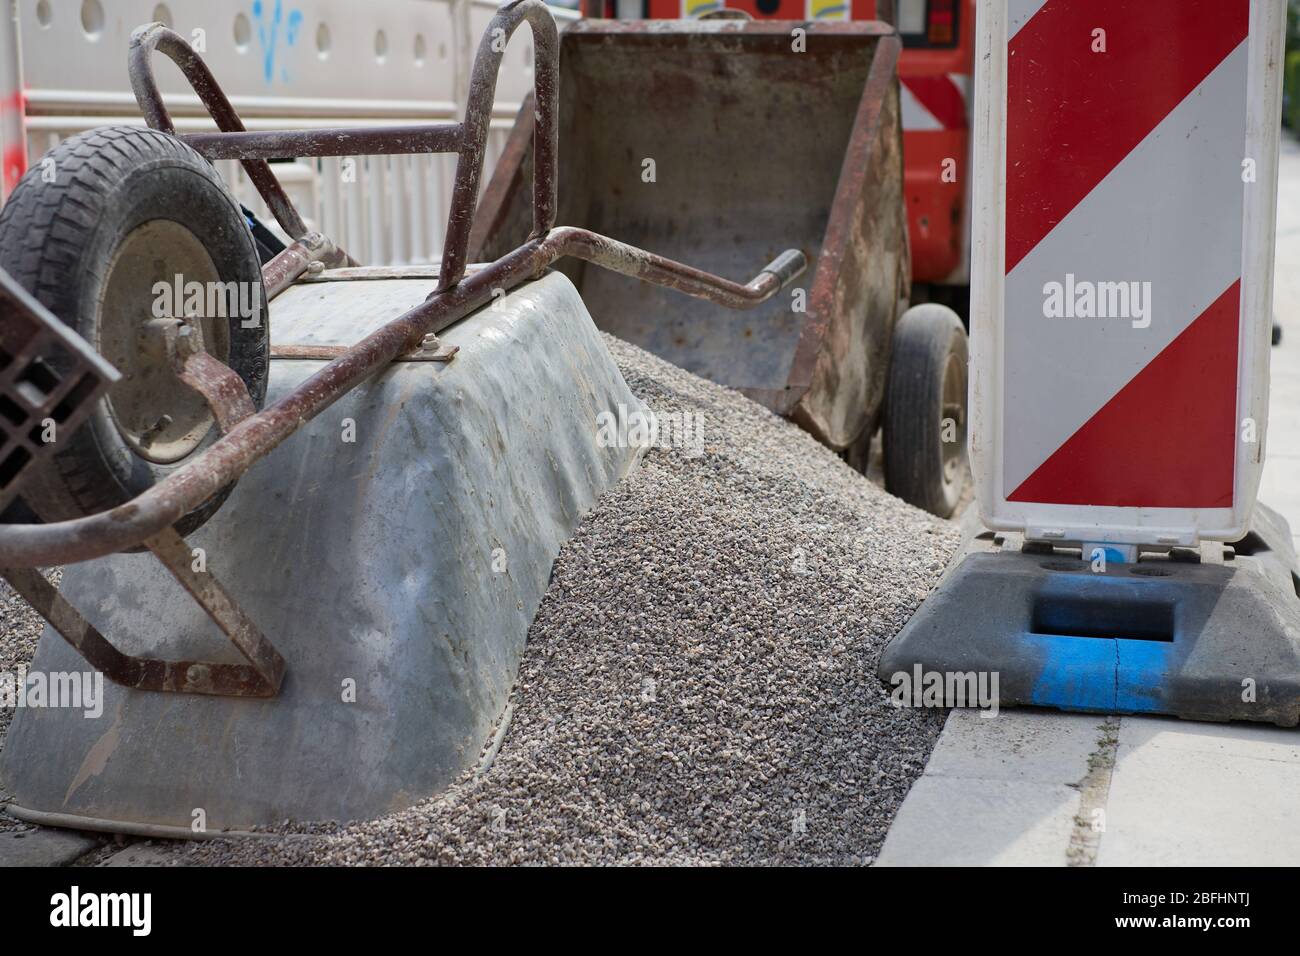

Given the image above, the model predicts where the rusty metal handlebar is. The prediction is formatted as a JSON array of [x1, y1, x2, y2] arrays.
[[0, 0, 806, 569], [441, 0, 560, 289], [128, 22, 309, 239], [546, 228, 805, 310]]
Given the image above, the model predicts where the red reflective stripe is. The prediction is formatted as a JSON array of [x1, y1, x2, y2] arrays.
[[1007, 280, 1240, 508], [1005, 0, 1248, 273], [901, 76, 966, 129]]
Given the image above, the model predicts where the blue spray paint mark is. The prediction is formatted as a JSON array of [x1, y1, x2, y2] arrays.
[[1029, 635, 1117, 711], [252, 0, 303, 85], [1115, 639, 1171, 712], [1029, 634, 1172, 714]]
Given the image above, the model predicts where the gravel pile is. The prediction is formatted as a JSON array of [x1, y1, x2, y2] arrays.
[[146, 333, 960, 866], [0, 335, 958, 863]]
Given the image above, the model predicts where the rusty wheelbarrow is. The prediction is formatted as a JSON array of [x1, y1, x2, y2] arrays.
[[0, 1, 813, 834], [471, 17, 969, 517]]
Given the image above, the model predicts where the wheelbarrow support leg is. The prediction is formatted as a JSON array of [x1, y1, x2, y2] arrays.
[[1, 540, 285, 697]]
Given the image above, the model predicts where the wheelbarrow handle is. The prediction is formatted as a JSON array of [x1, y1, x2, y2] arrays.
[[759, 249, 809, 290], [545, 227, 807, 311]]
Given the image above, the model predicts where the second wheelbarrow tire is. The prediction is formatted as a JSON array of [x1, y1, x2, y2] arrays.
[[0, 126, 268, 536], [883, 303, 968, 518]]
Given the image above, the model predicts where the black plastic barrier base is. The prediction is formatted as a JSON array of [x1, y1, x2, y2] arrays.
[[880, 504, 1300, 726]]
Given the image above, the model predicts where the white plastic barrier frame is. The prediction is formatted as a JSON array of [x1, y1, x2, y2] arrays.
[[969, 0, 1285, 548]]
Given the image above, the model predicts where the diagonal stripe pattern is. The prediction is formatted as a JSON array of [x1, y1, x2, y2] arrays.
[[1002, 0, 1250, 509], [1008, 281, 1240, 507], [1006, 0, 1248, 272], [901, 76, 968, 131]]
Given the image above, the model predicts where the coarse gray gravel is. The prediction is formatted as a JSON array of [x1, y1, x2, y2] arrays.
[[130, 333, 962, 866], [0, 335, 959, 863]]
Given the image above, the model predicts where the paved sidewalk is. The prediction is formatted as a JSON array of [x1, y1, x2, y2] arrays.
[[877, 132, 1300, 867], [1259, 135, 1300, 554]]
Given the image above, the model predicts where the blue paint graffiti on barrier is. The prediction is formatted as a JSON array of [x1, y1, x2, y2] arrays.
[[252, 0, 304, 85], [1028, 633, 1170, 714]]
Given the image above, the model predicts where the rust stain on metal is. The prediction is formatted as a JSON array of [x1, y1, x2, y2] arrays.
[[270, 343, 460, 363], [166, 322, 257, 433], [262, 232, 352, 301], [184, 124, 463, 162]]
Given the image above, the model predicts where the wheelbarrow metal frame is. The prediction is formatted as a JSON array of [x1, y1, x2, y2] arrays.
[[0, 1, 806, 696]]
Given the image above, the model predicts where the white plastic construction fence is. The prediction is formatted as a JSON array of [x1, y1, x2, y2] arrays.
[[0, 0, 580, 265]]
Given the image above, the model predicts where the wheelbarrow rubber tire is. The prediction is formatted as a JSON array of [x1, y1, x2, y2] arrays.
[[0, 126, 268, 537], [883, 303, 968, 518]]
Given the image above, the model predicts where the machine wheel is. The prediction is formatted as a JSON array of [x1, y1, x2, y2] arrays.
[[0, 126, 268, 535], [883, 303, 968, 518]]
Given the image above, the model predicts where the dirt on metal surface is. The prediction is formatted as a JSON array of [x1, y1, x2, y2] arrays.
[[473, 19, 910, 453], [133, 336, 957, 866], [0, 569, 56, 833]]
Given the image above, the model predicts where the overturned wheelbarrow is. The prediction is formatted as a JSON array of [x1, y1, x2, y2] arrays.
[[0, 1, 807, 836], [471, 17, 968, 516]]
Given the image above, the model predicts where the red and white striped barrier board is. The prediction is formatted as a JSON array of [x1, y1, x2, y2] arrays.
[[900, 74, 969, 131], [970, 0, 1284, 546]]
